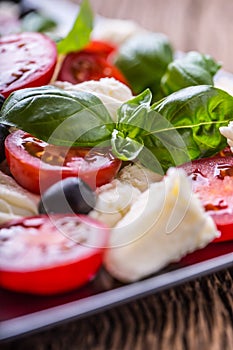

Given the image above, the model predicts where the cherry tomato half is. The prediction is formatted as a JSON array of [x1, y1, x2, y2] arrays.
[[179, 149, 233, 242], [0, 32, 57, 98], [5, 130, 122, 194], [0, 214, 109, 295], [57, 41, 127, 85]]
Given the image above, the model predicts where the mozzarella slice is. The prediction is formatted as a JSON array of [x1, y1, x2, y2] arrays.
[[0, 171, 39, 223], [118, 163, 163, 192], [89, 179, 141, 228], [89, 163, 160, 227], [53, 78, 133, 121], [104, 168, 219, 282]]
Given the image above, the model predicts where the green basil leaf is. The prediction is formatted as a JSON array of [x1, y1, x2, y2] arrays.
[[161, 51, 221, 96], [56, 0, 93, 55], [138, 110, 191, 172], [116, 89, 152, 138], [113, 88, 190, 171], [111, 129, 144, 161], [151, 85, 233, 163], [112, 85, 233, 173], [114, 33, 173, 96], [0, 86, 114, 147]]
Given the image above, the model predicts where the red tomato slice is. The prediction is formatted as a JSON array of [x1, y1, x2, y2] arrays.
[[5, 130, 122, 194], [83, 40, 117, 58], [0, 214, 109, 295], [57, 42, 128, 85], [0, 32, 57, 98], [179, 149, 233, 242]]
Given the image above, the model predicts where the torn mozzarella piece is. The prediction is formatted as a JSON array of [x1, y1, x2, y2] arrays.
[[219, 121, 233, 152], [0, 171, 39, 223], [92, 18, 148, 46], [104, 168, 219, 282], [53, 78, 133, 121], [118, 163, 163, 192], [89, 164, 160, 227], [89, 179, 141, 228]]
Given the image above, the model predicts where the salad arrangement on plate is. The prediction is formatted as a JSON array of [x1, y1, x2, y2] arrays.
[[0, 0, 233, 295]]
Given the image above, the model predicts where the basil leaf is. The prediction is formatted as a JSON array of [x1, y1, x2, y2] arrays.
[[112, 88, 189, 172], [114, 94, 190, 172], [0, 86, 114, 147], [138, 110, 192, 172], [161, 51, 221, 96], [111, 129, 144, 161], [56, 0, 93, 55], [112, 90, 152, 160], [151, 85, 233, 163], [113, 85, 233, 173], [114, 33, 173, 96], [116, 89, 152, 136]]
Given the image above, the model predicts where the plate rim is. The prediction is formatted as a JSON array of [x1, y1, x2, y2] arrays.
[[1, 252, 232, 342]]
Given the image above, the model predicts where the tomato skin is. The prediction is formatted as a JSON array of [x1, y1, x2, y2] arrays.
[[57, 41, 128, 85], [83, 40, 117, 58], [179, 150, 233, 242], [0, 32, 57, 98], [0, 251, 103, 295], [5, 130, 122, 194], [0, 215, 109, 295]]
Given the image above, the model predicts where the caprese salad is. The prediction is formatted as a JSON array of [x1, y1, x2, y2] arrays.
[[0, 0, 233, 295]]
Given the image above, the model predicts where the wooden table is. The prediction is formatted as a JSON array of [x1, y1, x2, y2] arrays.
[[91, 0, 233, 73], [1, 1, 233, 349]]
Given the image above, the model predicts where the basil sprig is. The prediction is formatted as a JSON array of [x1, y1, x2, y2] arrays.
[[56, 0, 93, 55], [1, 85, 232, 173]]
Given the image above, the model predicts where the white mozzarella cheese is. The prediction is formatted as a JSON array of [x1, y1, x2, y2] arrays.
[[104, 168, 219, 282], [118, 163, 163, 192], [53, 77, 133, 121], [0, 171, 39, 223], [89, 179, 141, 228]]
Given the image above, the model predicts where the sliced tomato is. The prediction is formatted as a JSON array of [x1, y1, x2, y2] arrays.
[[0, 32, 57, 98], [57, 41, 128, 85], [179, 149, 233, 242], [83, 40, 117, 58], [0, 214, 109, 295], [5, 130, 122, 194]]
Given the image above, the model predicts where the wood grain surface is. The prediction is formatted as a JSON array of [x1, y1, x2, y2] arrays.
[[1, 1, 233, 349], [88, 0, 233, 73], [2, 268, 233, 350]]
